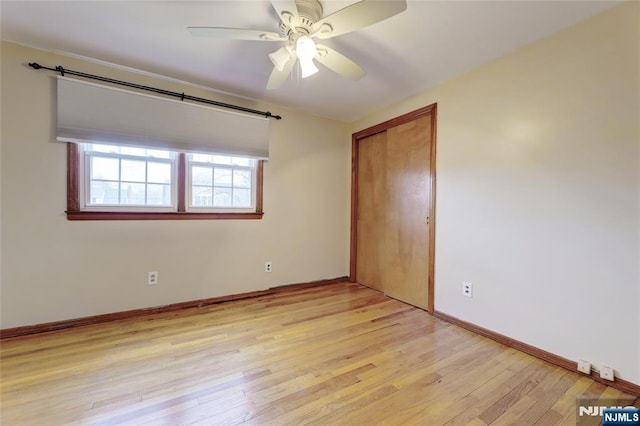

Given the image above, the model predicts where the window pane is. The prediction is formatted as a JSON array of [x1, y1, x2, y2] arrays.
[[192, 166, 213, 186], [83, 145, 177, 210], [192, 186, 212, 206], [231, 157, 254, 167], [121, 147, 173, 159], [189, 153, 255, 167], [190, 153, 213, 163], [87, 144, 174, 159], [87, 144, 120, 154], [233, 170, 251, 188], [233, 188, 251, 207], [145, 149, 172, 159], [91, 157, 119, 181], [120, 146, 147, 157], [147, 184, 171, 206], [213, 168, 232, 186], [89, 181, 119, 204], [213, 187, 232, 206], [121, 160, 146, 182], [120, 182, 146, 205], [148, 162, 171, 184], [187, 155, 257, 210], [212, 155, 232, 165]]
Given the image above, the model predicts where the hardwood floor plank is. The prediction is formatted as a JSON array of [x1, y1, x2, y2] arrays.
[[1, 282, 637, 425], [488, 395, 538, 425], [410, 355, 538, 425], [477, 364, 553, 423]]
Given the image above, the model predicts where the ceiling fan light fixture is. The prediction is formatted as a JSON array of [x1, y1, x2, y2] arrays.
[[296, 36, 318, 78], [269, 46, 292, 72], [299, 58, 319, 78]]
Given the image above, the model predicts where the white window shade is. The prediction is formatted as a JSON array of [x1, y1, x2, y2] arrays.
[[56, 76, 270, 159]]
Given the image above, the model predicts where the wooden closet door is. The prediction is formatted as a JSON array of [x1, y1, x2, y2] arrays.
[[383, 116, 431, 309], [356, 131, 387, 291], [355, 113, 433, 310]]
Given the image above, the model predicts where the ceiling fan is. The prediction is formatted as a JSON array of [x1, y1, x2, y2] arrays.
[[188, 0, 407, 89]]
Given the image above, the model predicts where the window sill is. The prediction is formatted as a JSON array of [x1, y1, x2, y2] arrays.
[[65, 211, 264, 221]]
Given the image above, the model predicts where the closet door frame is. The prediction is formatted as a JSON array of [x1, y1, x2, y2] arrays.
[[349, 103, 438, 313]]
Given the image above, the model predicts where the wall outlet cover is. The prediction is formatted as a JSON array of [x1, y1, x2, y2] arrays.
[[462, 282, 473, 298], [600, 365, 614, 381], [577, 359, 591, 374]]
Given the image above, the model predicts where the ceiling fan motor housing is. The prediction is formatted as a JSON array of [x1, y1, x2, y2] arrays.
[[279, 0, 324, 38]]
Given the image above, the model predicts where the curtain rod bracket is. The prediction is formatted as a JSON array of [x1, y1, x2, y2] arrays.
[[28, 62, 282, 120]]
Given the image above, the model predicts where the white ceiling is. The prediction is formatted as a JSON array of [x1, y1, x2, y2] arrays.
[[0, 0, 621, 122]]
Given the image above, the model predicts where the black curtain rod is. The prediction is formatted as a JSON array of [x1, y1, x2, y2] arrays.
[[28, 62, 282, 120]]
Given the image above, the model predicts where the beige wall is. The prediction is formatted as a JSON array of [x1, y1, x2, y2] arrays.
[[353, 2, 640, 384], [0, 41, 351, 329]]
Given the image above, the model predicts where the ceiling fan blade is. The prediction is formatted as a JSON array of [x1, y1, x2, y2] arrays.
[[315, 44, 365, 81], [188, 27, 285, 41], [312, 0, 407, 40], [271, 0, 299, 28], [267, 53, 296, 90]]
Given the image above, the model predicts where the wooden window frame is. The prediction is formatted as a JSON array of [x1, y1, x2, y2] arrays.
[[66, 143, 264, 220]]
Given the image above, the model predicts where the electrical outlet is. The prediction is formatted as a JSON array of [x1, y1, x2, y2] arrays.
[[265, 262, 272, 273], [577, 359, 591, 374], [462, 282, 473, 298], [600, 365, 614, 381], [148, 271, 158, 285]]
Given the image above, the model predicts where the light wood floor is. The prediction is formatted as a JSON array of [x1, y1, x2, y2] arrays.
[[1, 282, 637, 425]]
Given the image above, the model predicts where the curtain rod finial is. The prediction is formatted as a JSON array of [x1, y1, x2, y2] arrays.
[[28, 62, 41, 69], [266, 111, 282, 120]]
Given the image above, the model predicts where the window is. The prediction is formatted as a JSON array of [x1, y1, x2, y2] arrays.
[[67, 143, 263, 220], [81, 144, 177, 211], [187, 154, 257, 213]]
